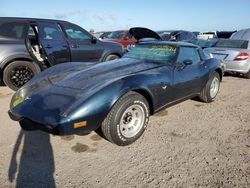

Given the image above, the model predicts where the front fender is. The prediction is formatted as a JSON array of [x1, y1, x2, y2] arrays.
[[67, 75, 154, 131]]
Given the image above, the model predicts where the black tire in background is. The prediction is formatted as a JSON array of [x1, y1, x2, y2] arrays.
[[245, 70, 250, 79], [199, 72, 220, 103], [3, 61, 40, 91], [104, 54, 120, 61], [101, 91, 150, 146]]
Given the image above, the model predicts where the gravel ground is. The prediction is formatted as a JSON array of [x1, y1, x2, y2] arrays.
[[0, 76, 250, 188]]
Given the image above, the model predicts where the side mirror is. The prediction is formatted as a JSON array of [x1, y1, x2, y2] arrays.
[[183, 59, 193, 65], [91, 36, 97, 44]]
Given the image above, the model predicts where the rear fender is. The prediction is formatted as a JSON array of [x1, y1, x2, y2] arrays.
[[206, 59, 223, 81], [0, 54, 33, 70]]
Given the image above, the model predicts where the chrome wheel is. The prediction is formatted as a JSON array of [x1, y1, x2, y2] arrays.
[[119, 104, 145, 138], [210, 77, 219, 98]]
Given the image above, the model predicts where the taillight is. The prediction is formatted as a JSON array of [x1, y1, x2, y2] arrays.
[[233, 52, 249, 61]]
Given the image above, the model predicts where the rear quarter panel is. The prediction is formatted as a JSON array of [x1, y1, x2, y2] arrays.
[[0, 42, 32, 69]]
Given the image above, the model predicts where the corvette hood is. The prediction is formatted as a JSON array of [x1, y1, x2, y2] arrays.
[[48, 58, 161, 90]]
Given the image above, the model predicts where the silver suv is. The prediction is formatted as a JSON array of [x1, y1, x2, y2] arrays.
[[0, 17, 123, 90]]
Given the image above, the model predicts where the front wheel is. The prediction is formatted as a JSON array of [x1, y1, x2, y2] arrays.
[[3, 61, 40, 91], [101, 91, 150, 146], [199, 72, 220, 103]]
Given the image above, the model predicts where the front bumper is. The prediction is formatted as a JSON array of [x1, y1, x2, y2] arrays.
[[9, 110, 62, 135], [8, 110, 94, 135]]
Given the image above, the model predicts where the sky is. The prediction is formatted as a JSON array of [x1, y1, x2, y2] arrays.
[[1, 0, 250, 32]]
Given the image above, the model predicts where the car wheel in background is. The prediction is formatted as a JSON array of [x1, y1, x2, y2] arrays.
[[104, 54, 120, 61], [3, 61, 40, 91], [101, 91, 149, 146], [199, 72, 220, 103], [245, 70, 250, 79]]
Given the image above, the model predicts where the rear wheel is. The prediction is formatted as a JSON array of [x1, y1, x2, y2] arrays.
[[199, 72, 220, 103], [104, 54, 119, 61], [3, 61, 40, 91], [101, 91, 149, 146], [245, 70, 250, 79]]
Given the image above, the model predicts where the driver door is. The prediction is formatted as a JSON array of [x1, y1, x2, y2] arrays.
[[173, 47, 206, 100]]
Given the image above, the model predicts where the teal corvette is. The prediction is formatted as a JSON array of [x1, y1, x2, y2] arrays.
[[9, 28, 224, 146]]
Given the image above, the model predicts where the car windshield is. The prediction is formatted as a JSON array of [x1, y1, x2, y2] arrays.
[[124, 45, 177, 63], [107, 31, 124, 39], [0, 21, 27, 39], [214, 39, 249, 49]]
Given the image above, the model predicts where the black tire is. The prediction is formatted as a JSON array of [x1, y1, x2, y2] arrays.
[[101, 91, 150, 146], [245, 70, 250, 79], [3, 61, 40, 91], [104, 54, 119, 61], [199, 72, 220, 103]]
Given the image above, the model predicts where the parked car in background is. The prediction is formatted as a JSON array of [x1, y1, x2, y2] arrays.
[[230, 28, 250, 40], [198, 32, 217, 40], [103, 30, 137, 50], [193, 31, 200, 38], [198, 31, 236, 40], [9, 27, 223, 146], [217, 31, 236, 39], [0, 17, 123, 90], [204, 34, 250, 78], [157, 30, 196, 42], [93, 31, 111, 40]]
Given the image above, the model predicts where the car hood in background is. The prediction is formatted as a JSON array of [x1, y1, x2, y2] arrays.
[[129, 27, 162, 41]]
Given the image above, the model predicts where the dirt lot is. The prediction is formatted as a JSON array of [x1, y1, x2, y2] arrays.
[[0, 76, 250, 188]]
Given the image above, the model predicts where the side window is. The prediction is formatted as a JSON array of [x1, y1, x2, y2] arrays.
[[38, 22, 63, 40], [0, 21, 27, 39], [62, 23, 90, 40], [177, 47, 201, 65]]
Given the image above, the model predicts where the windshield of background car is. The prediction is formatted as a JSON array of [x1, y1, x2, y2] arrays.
[[124, 45, 177, 63], [214, 39, 249, 49], [0, 21, 27, 39], [107, 31, 124, 39]]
